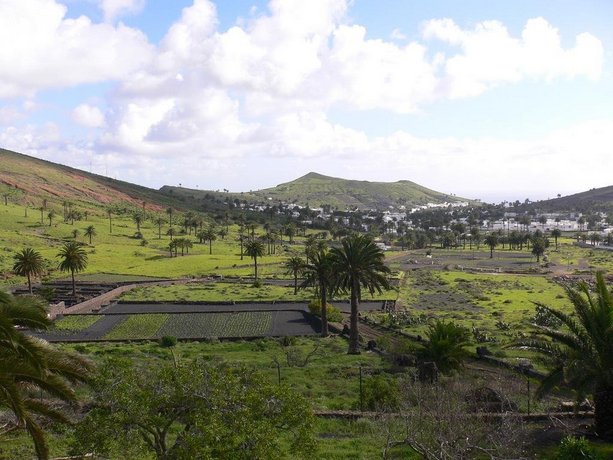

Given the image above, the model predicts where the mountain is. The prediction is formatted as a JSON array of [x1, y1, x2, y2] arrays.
[[0, 148, 186, 212], [529, 185, 613, 213], [163, 172, 469, 210]]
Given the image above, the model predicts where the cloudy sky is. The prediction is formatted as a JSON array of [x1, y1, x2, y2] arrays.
[[0, 0, 611, 202]]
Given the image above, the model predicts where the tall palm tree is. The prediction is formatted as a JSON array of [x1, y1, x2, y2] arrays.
[[484, 233, 498, 259], [155, 216, 165, 239], [57, 241, 88, 297], [0, 292, 92, 459], [106, 206, 113, 233], [516, 272, 613, 438], [47, 210, 56, 227], [329, 234, 391, 354], [84, 225, 96, 245], [166, 207, 173, 227], [132, 212, 143, 233], [201, 227, 217, 255], [284, 256, 304, 295], [12, 248, 45, 294], [551, 228, 562, 250], [244, 240, 265, 282], [300, 250, 334, 337]]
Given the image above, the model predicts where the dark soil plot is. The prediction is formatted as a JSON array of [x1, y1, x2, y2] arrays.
[[270, 310, 322, 336]]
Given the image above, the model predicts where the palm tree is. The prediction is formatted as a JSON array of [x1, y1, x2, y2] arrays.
[[418, 321, 471, 374], [202, 227, 217, 255], [166, 207, 173, 227], [484, 233, 498, 259], [57, 241, 88, 297], [300, 250, 334, 337], [106, 206, 113, 233], [12, 248, 45, 294], [244, 240, 265, 282], [155, 216, 165, 239], [0, 291, 92, 459], [531, 236, 546, 263], [166, 227, 176, 240], [132, 212, 143, 233], [84, 225, 96, 245], [329, 234, 391, 354], [47, 210, 56, 227], [551, 228, 562, 250], [284, 256, 304, 295], [516, 273, 613, 438]]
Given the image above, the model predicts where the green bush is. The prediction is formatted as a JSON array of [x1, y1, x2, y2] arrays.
[[556, 436, 598, 460], [308, 299, 343, 322], [159, 335, 177, 348], [360, 375, 400, 411]]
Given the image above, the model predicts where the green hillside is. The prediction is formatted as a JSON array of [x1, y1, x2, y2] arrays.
[[0, 148, 187, 213], [529, 185, 613, 213], [165, 172, 468, 210]]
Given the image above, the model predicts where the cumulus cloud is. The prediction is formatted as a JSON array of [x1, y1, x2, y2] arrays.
[[99, 0, 146, 22], [423, 17, 603, 98], [0, 0, 154, 98], [72, 104, 106, 128]]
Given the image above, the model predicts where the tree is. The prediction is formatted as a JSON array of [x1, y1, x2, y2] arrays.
[[418, 321, 471, 374], [551, 228, 562, 250], [329, 234, 391, 354], [484, 233, 498, 259], [47, 210, 56, 227], [244, 240, 265, 282], [166, 227, 176, 240], [516, 273, 613, 438], [106, 206, 113, 234], [71, 359, 315, 459], [84, 225, 96, 245], [300, 250, 334, 337], [132, 212, 143, 233], [201, 227, 217, 255], [154, 216, 165, 239], [12, 248, 45, 294], [0, 292, 92, 460], [285, 223, 296, 244], [57, 241, 88, 297], [284, 256, 304, 296], [531, 236, 546, 263], [166, 207, 173, 227]]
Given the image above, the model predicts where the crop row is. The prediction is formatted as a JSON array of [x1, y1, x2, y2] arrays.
[[156, 312, 273, 338]]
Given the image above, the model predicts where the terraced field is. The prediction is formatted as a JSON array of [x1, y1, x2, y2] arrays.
[[42, 310, 319, 341]]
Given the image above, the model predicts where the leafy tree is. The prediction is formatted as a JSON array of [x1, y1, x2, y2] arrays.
[[285, 223, 296, 244], [57, 241, 88, 296], [0, 292, 92, 460], [201, 227, 217, 255], [84, 225, 96, 245], [71, 229, 80, 239], [71, 359, 315, 460], [244, 240, 265, 282], [12, 248, 45, 294], [516, 272, 613, 438], [484, 233, 498, 259], [166, 227, 176, 240], [551, 228, 562, 250], [329, 234, 391, 354], [166, 207, 173, 227], [284, 256, 304, 295], [300, 250, 334, 337], [418, 321, 471, 374]]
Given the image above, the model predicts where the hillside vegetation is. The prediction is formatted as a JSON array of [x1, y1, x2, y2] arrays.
[[528, 185, 613, 213], [165, 172, 467, 210], [0, 148, 186, 212]]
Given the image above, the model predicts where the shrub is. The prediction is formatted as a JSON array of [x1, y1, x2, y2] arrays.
[[556, 436, 598, 460], [279, 336, 297, 347], [308, 299, 343, 322], [360, 375, 401, 411], [159, 335, 177, 347]]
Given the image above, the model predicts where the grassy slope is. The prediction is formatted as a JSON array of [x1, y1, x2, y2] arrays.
[[527, 184, 613, 212], [164, 171, 470, 210], [0, 148, 186, 212]]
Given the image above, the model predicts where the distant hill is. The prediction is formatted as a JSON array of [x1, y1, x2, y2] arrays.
[[530, 185, 613, 213], [0, 148, 187, 213], [164, 172, 469, 210]]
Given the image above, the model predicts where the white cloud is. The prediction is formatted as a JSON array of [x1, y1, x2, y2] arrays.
[[72, 104, 106, 128], [423, 17, 603, 99], [99, 0, 146, 22], [0, 0, 154, 98]]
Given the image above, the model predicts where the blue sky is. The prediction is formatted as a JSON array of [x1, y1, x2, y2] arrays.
[[1, 0, 611, 202]]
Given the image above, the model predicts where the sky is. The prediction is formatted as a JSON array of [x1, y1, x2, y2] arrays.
[[0, 0, 612, 203]]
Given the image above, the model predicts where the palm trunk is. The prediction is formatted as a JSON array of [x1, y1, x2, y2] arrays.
[[594, 388, 613, 439], [294, 273, 298, 295], [71, 268, 76, 297], [209, 241, 212, 255], [254, 257, 258, 281], [320, 281, 329, 338], [27, 273, 32, 294], [348, 278, 360, 354]]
